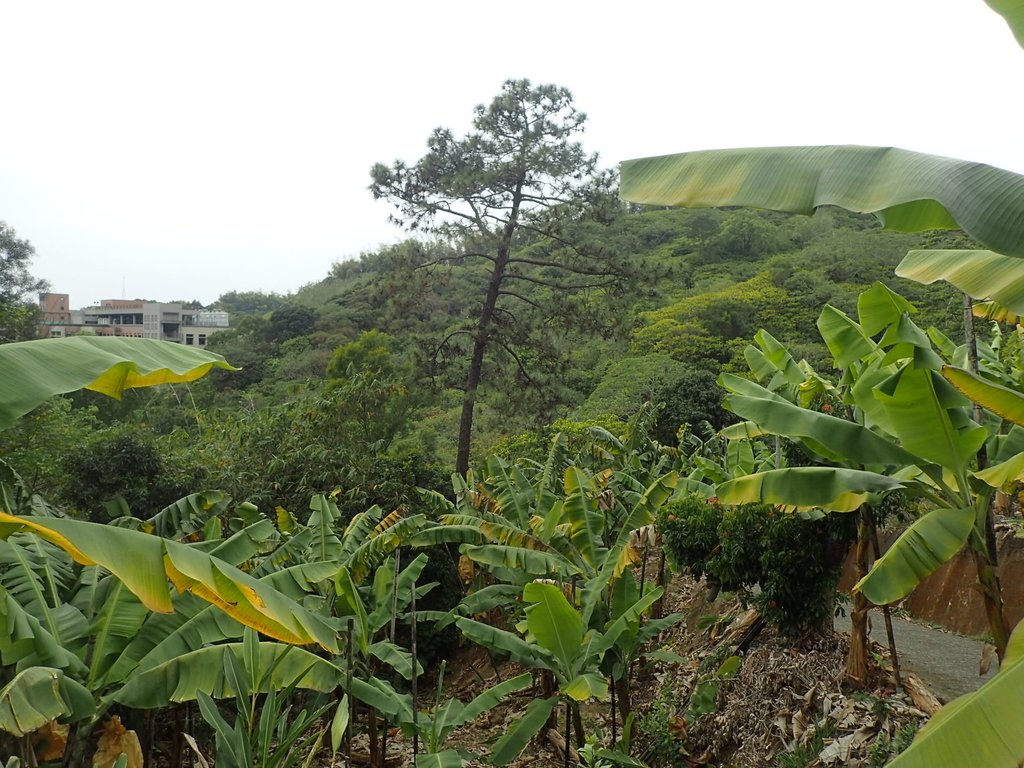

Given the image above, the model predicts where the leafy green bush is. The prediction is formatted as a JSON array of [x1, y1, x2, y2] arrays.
[[658, 494, 722, 581], [756, 510, 847, 636], [659, 496, 853, 637], [716, 503, 768, 591]]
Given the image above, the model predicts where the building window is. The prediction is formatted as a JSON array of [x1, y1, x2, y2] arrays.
[[198, 334, 207, 346], [185, 334, 194, 345]]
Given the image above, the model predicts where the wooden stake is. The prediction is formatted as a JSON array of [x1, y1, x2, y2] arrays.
[[868, 517, 902, 687], [411, 577, 419, 761], [346, 618, 354, 768]]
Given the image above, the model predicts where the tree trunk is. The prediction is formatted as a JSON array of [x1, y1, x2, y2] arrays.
[[845, 506, 872, 687], [456, 252, 505, 476]]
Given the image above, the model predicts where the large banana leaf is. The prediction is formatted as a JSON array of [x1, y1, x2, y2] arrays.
[[716, 467, 902, 512], [817, 305, 879, 370], [873, 366, 987, 472], [145, 491, 236, 539], [619, 146, 1024, 258], [580, 471, 678, 625], [446, 672, 532, 732], [105, 561, 338, 686], [489, 695, 561, 767], [454, 617, 551, 668], [986, 0, 1024, 48], [0, 586, 86, 673], [523, 581, 584, 673], [0, 536, 87, 649], [84, 579, 150, 689], [975, 451, 1024, 488], [720, 377, 921, 469], [114, 642, 341, 708], [888, 616, 1024, 767], [857, 283, 918, 337], [459, 543, 580, 577], [485, 456, 535, 528], [0, 514, 338, 651], [897, 250, 1024, 314], [0, 666, 94, 736], [0, 336, 236, 430], [854, 507, 976, 605], [744, 329, 804, 391], [415, 752, 463, 768], [563, 467, 604, 569]]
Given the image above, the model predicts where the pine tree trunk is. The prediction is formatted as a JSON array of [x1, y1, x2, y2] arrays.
[[456, 251, 507, 477], [455, 176, 524, 476]]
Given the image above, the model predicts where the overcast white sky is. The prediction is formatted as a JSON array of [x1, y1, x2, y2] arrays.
[[1, 1, 1022, 307]]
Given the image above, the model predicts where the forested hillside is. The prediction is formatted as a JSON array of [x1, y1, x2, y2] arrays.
[[0, 203, 961, 521]]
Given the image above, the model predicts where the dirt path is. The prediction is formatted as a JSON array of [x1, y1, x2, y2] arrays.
[[834, 612, 997, 702]]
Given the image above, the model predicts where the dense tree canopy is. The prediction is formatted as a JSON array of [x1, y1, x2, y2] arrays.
[[0, 222, 47, 342]]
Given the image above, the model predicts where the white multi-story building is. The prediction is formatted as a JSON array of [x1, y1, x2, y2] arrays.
[[38, 293, 230, 347]]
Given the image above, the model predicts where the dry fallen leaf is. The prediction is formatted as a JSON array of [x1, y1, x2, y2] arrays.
[[91, 716, 143, 768], [33, 720, 69, 761], [669, 714, 689, 740], [458, 555, 475, 583], [979, 643, 997, 676]]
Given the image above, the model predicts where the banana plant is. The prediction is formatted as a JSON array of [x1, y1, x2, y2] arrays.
[[712, 284, 1023, 658], [459, 580, 666, 765], [191, 629, 345, 768], [617, 1, 1024, 763], [416, 452, 677, 627], [599, 570, 685, 726], [0, 482, 344, 764], [351, 661, 533, 768]]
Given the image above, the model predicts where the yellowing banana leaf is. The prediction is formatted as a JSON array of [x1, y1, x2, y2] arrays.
[[0, 336, 236, 430], [717, 467, 901, 512], [888, 615, 1024, 767], [113, 642, 341, 708], [855, 506, 976, 605], [0, 514, 338, 651], [897, 250, 1024, 314], [975, 451, 1024, 488], [973, 301, 1021, 324], [619, 146, 1024, 258], [562, 672, 608, 702], [942, 365, 1024, 426], [986, 0, 1024, 48], [719, 421, 770, 440], [0, 666, 94, 737]]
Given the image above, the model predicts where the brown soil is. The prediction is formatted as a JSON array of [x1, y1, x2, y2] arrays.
[[354, 573, 931, 768]]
